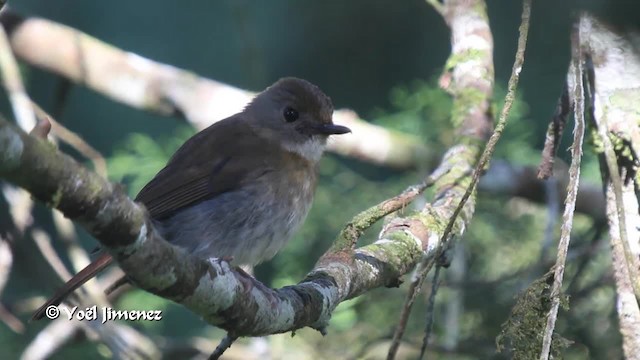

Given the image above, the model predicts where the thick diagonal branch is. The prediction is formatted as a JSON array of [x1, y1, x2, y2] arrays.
[[2, 94, 486, 336]]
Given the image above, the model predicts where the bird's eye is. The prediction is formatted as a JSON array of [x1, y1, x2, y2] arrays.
[[283, 107, 299, 122]]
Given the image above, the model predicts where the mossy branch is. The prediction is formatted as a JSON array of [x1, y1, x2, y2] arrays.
[[0, 113, 488, 337]]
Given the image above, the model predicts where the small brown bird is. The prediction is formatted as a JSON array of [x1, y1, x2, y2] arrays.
[[32, 77, 350, 320]]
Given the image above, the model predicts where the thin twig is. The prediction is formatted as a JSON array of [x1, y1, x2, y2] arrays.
[[389, 0, 532, 357], [539, 22, 586, 360], [208, 334, 238, 360], [537, 85, 571, 179], [386, 263, 432, 360], [441, 244, 464, 351], [419, 265, 442, 360], [335, 165, 450, 251]]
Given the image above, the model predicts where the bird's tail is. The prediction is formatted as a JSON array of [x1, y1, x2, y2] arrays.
[[31, 252, 114, 321]]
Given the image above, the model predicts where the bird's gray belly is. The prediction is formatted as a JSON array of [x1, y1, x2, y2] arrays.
[[154, 187, 310, 266]]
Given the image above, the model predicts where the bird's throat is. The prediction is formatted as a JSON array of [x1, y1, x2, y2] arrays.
[[281, 136, 325, 163]]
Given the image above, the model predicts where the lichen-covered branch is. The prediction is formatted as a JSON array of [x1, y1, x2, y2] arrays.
[[330, 166, 449, 253], [1, 85, 482, 336], [386, 0, 496, 357], [540, 27, 586, 360], [0, 10, 432, 170], [537, 85, 571, 179], [582, 12, 640, 358]]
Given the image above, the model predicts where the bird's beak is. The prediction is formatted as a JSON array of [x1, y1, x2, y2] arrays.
[[311, 123, 351, 135]]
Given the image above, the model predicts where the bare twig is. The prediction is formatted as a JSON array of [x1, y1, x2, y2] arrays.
[[539, 23, 586, 360], [209, 334, 238, 360], [537, 85, 571, 179], [418, 264, 442, 360], [387, 264, 428, 360], [334, 165, 450, 252]]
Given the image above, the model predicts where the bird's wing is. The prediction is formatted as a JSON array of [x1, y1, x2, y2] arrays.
[[32, 117, 275, 321], [135, 116, 275, 220]]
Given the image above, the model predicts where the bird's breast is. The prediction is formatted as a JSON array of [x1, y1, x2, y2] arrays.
[[156, 165, 317, 266]]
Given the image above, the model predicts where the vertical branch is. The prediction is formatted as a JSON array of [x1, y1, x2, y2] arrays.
[[581, 12, 640, 358], [439, 0, 531, 244], [418, 265, 442, 360], [539, 23, 586, 360], [537, 86, 571, 179], [387, 0, 504, 356]]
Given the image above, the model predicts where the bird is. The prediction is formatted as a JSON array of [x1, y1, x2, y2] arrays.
[[32, 77, 350, 320]]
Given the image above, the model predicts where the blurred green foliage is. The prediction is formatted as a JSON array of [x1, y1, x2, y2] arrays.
[[108, 126, 196, 196]]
